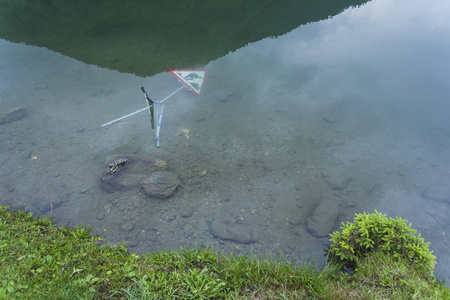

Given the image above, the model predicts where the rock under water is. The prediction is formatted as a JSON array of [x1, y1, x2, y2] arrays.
[[101, 156, 179, 198], [306, 199, 340, 238], [141, 171, 180, 199], [209, 217, 257, 244], [0, 107, 26, 124]]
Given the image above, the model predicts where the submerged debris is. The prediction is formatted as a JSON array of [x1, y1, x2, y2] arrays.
[[105, 158, 127, 175]]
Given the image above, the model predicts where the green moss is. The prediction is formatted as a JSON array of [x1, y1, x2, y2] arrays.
[[0, 206, 448, 299]]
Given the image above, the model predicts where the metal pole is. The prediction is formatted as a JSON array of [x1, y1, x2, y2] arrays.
[[159, 85, 185, 103], [101, 85, 185, 127], [101, 105, 152, 127]]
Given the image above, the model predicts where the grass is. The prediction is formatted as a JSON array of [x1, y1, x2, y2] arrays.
[[0, 205, 448, 299]]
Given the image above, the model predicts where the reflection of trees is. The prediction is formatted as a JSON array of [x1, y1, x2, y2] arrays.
[[0, 0, 369, 76]]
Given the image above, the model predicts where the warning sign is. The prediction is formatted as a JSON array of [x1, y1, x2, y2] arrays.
[[168, 69, 207, 96]]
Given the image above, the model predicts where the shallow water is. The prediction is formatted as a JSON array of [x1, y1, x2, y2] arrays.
[[1, 0, 450, 281]]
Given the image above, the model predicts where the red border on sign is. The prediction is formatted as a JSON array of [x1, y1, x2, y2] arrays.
[[167, 69, 208, 96]]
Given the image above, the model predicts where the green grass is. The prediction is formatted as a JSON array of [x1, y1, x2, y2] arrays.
[[0, 205, 448, 299]]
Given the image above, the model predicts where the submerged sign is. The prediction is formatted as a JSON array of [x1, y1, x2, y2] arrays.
[[168, 69, 207, 96]]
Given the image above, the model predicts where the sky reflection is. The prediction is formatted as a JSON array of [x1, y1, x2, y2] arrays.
[[205, 0, 450, 280]]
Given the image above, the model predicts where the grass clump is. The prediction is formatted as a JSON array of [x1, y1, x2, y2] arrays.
[[0, 206, 133, 298], [326, 210, 437, 275], [0, 205, 448, 299], [325, 251, 449, 300]]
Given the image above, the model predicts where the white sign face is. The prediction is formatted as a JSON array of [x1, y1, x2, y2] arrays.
[[168, 69, 207, 96]]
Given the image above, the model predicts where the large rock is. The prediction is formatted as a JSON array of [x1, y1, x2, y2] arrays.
[[209, 218, 257, 244], [141, 171, 180, 199], [0, 107, 26, 124], [307, 199, 340, 238], [101, 156, 172, 194]]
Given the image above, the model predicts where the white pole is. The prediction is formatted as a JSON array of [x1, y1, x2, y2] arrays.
[[101, 85, 185, 127], [101, 105, 152, 127], [154, 102, 165, 147], [159, 85, 184, 103]]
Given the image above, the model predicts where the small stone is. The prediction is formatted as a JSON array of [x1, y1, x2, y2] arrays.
[[326, 177, 352, 191], [0, 107, 26, 124], [104, 204, 111, 215], [181, 206, 195, 218], [166, 215, 176, 222], [322, 116, 335, 123], [287, 214, 303, 226], [154, 159, 167, 170], [119, 222, 134, 232]]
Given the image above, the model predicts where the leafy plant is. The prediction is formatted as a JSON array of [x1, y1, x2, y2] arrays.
[[326, 210, 436, 275]]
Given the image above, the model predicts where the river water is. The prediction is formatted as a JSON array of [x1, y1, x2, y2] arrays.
[[1, 0, 450, 281]]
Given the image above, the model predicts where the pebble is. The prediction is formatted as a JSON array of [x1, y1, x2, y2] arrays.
[[181, 206, 195, 218]]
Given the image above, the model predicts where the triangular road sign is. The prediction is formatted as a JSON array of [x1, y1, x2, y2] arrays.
[[168, 69, 207, 96]]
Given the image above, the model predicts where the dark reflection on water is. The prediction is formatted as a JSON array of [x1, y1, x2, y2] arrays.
[[1, 0, 450, 283], [0, 0, 368, 76]]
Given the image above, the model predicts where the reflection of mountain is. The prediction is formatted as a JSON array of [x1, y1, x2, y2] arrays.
[[0, 0, 369, 77]]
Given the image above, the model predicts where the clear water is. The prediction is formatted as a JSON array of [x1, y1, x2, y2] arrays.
[[1, 0, 450, 281]]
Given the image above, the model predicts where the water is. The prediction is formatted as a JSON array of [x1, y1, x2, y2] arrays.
[[1, 0, 450, 282]]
